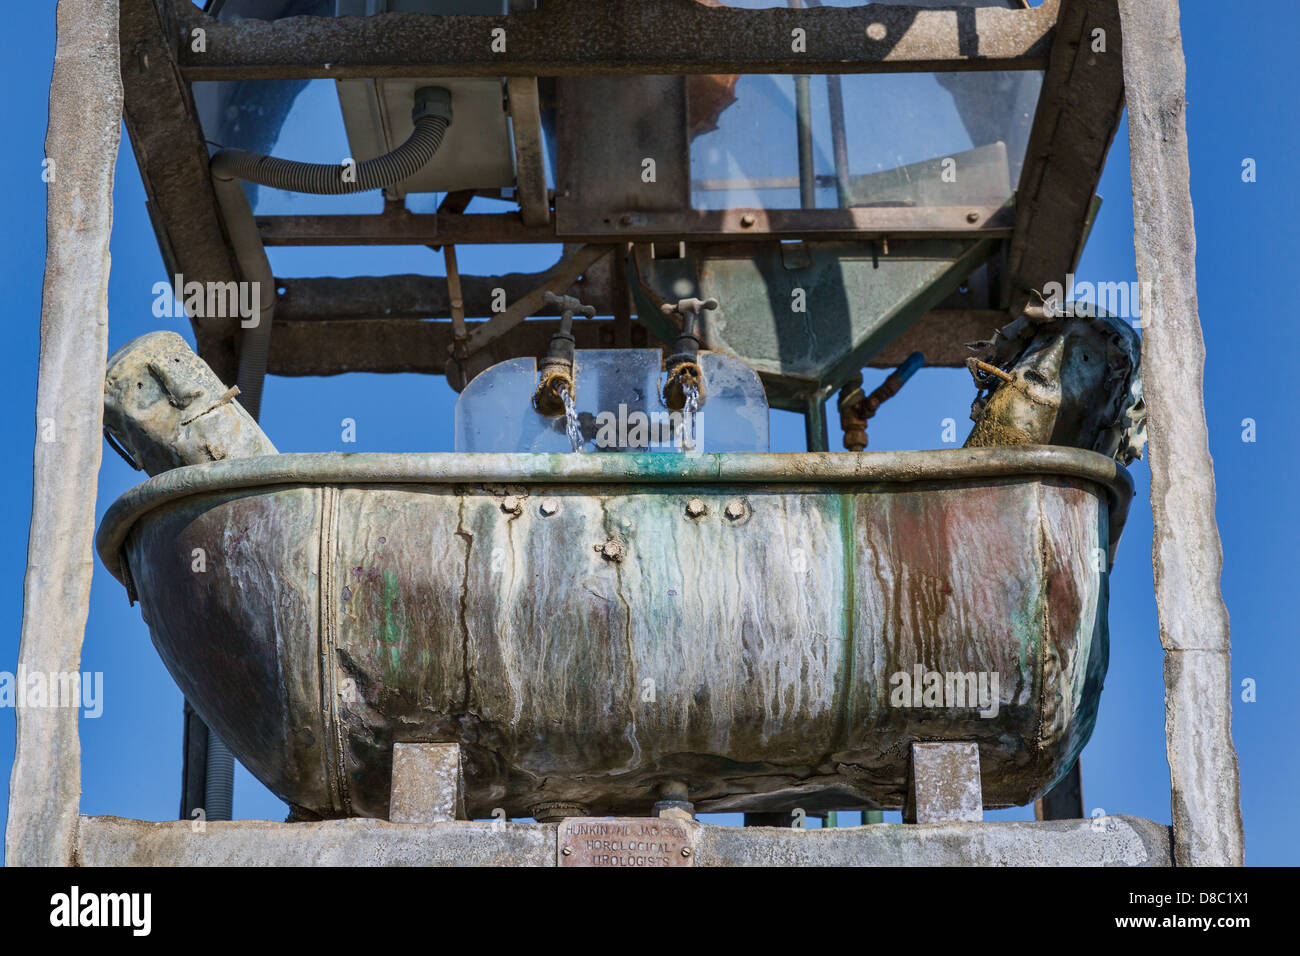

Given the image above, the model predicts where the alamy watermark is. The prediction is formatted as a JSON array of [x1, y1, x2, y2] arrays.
[[1041, 273, 1152, 325], [889, 665, 1000, 718], [592, 403, 703, 452], [0, 667, 103, 718], [152, 274, 262, 328]]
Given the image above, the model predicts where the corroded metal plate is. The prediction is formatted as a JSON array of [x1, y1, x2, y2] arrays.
[[558, 818, 696, 867]]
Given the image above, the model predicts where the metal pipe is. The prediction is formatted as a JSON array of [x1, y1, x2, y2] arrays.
[[209, 89, 452, 195], [790, 0, 815, 209], [213, 88, 454, 420], [804, 0, 853, 208]]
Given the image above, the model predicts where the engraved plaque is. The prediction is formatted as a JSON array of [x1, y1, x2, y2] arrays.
[[557, 818, 696, 867]]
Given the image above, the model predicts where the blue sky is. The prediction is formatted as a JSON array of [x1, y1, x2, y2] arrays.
[[2, 2, 1296, 865]]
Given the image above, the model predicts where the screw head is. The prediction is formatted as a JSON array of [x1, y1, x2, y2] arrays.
[[686, 498, 707, 518], [724, 500, 746, 520], [681, 847, 692, 858], [966, 210, 980, 223], [501, 495, 522, 514], [739, 213, 757, 228], [561, 845, 573, 856], [540, 498, 559, 516]]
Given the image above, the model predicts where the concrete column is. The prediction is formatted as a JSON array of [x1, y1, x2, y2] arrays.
[[1116, 0, 1245, 866], [5, 0, 122, 866]]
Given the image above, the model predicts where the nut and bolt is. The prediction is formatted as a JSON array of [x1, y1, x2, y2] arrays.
[[540, 498, 559, 516], [724, 499, 746, 520], [501, 495, 522, 515], [686, 498, 708, 518]]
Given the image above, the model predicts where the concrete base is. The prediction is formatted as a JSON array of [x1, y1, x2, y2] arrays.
[[74, 814, 1172, 867]]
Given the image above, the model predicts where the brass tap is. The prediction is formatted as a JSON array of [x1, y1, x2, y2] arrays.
[[533, 290, 594, 416], [661, 297, 717, 411]]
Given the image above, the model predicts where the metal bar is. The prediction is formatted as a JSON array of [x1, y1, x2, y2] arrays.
[[1034, 759, 1084, 820], [258, 206, 1014, 246], [274, 272, 617, 322], [121, 0, 244, 382], [794, 76, 816, 209], [264, 317, 659, 380], [788, 0, 815, 210], [443, 245, 467, 348], [1005, 0, 1124, 315], [465, 245, 611, 352], [169, 0, 1058, 81], [505, 77, 550, 226], [804, 394, 830, 452], [255, 309, 1003, 376], [1117, 0, 1244, 867], [5, 0, 122, 867]]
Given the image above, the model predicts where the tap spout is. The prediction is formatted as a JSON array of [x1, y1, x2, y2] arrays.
[[661, 297, 718, 411], [533, 290, 594, 416]]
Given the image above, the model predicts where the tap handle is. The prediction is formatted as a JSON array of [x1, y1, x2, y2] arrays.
[[660, 297, 718, 337], [543, 289, 596, 319]]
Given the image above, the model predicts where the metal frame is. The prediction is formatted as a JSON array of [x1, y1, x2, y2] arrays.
[[10, 0, 1245, 868], [117, 0, 1118, 388]]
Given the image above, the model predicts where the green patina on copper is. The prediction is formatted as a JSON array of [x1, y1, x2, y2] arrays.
[[836, 491, 857, 751]]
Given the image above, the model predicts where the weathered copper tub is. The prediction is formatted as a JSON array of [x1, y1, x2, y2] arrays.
[[96, 448, 1131, 819]]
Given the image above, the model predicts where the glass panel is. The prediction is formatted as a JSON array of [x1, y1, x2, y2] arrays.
[[690, 70, 1041, 211]]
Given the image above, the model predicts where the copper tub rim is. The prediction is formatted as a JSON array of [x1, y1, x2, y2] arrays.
[[96, 445, 1134, 585]]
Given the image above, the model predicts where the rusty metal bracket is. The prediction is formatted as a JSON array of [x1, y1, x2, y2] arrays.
[[463, 244, 611, 354]]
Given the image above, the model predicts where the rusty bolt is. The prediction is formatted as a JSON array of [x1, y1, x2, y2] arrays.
[[724, 500, 746, 520], [561, 845, 573, 856], [681, 847, 692, 858], [540, 498, 559, 516], [686, 498, 707, 518], [501, 495, 522, 515], [739, 213, 757, 228], [966, 210, 980, 223], [600, 540, 625, 561]]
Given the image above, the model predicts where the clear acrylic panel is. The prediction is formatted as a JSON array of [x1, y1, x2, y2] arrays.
[[455, 350, 770, 453]]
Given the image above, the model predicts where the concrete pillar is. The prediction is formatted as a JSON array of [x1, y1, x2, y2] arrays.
[[5, 0, 122, 866], [1116, 0, 1245, 866]]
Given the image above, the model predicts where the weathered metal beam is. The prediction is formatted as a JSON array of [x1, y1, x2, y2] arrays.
[[171, 0, 1058, 81], [265, 318, 661, 378], [273, 273, 615, 323], [5, 0, 122, 868], [263, 309, 1000, 378], [75, 814, 1172, 866], [1006, 0, 1124, 315], [120, 0, 242, 383], [465, 245, 610, 352], [257, 206, 1013, 247], [505, 78, 550, 227], [1117, 0, 1244, 867]]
